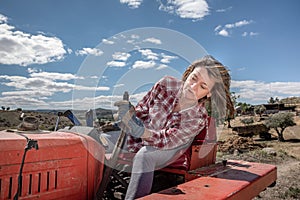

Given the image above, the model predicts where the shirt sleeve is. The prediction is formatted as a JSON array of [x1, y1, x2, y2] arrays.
[[134, 80, 161, 121], [126, 79, 164, 152], [142, 106, 208, 150]]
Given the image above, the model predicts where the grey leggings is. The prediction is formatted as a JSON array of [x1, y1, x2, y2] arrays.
[[101, 130, 189, 199], [124, 145, 188, 200]]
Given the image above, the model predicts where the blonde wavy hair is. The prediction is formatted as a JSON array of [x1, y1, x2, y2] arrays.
[[182, 55, 234, 120]]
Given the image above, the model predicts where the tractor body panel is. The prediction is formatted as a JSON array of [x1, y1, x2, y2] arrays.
[[140, 160, 277, 200], [0, 130, 105, 200]]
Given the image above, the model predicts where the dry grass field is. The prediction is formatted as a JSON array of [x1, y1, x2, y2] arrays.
[[218, 115, 300, 199]]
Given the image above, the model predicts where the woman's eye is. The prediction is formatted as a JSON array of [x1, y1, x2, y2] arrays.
[[201, 84, 208, 89]]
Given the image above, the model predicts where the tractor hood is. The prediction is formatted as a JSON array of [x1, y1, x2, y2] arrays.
[[0, 129, 105, 200]]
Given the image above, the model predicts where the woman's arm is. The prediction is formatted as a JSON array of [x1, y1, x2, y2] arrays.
[[141, 106, 208, 150]]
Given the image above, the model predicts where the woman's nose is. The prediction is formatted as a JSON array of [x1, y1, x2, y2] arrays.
[[191, 82, 199, 89]]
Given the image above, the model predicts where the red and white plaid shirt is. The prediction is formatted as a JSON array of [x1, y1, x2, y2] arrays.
[[127, 76, 208, 152]]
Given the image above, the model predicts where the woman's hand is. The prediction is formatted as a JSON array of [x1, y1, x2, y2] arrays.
[[114, 100, 144, 138], [140, 128, 151, 138], [114, 100, 134, 120]]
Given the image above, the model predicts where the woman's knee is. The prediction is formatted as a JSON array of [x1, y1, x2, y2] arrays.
[[132, 147, 156, 172], [134, 146, 154, 162]]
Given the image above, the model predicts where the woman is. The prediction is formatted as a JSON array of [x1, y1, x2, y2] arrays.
[[116, 55, 234, 199]]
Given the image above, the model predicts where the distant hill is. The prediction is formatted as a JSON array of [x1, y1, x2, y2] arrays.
[[0, 110, 22, 129], [0, 110, 73, 131], [0, 107, 117, 131], [95, 107, 116, 120], [70, 108, 116, 124], [280, 97, 300, 105], [27, 107, 116, 122]]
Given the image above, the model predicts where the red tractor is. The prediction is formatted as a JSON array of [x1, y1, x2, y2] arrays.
[[0, 110, 277, 200]]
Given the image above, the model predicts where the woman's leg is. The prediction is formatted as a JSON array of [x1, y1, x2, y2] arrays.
[[124, 146, 179, 200]]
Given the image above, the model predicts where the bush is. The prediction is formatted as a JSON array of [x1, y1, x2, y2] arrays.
[[265, 112, 296, 141], [240, 117, 254, 125], [281, 186, 300, 199]]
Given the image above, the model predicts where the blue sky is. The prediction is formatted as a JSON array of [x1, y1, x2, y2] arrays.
[[0, 0, 299, 110]]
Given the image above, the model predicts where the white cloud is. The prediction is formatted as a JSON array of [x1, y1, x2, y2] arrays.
[[224, 23, 234, 29], [224, 20, 253, 29], [126, 39, 136, 44], [156, 64, 169, 70], [124, 34, 141, 46], [0, 90, 149, 110], [120, 0, 143, 9], [143, 37, 162, 45], [112, 52, 131, 61], [214, 25, 222, 32], [159, 0, 209, 20], [0, 75, 70, 93], [75, 47, 103, 56], [242, 31, 259, 37], [249, 32, 259, 36], [2, 90, 53, 98], [0, 70, 110, 109], [216, 6, 232, 13], [113, 83, 125, 88], [160, 53, 178, 63], [231, 80, 300, 104], [217, 29, 229, 37], [0, 14, 67, 66], [106, 60, 126, 67], [0, 14, 8, 23], [27, 68, 38, 73], [67, 48, 73, 54], [224, 20, 253, 28], [74, 85, 109, 91], [0, 96, 49, 109], [235, 20, 252, 27], [28, 70, 83, 81], [139, 49, 159, 60], [47, 92, 137, 110], [132, 60, 156, 69], [215, 19, 254, 37], [102, 38, 114, 45], [131, 34, 140, 39], [0, 74, 106, 94]]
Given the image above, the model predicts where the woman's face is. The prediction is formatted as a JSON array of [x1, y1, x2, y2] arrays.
[[182, 67, 214, 102]]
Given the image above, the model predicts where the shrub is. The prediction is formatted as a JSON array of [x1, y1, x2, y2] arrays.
[[240, 117, 254, 125], [265, 112, 296, 141]]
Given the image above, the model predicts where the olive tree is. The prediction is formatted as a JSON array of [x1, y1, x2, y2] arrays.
[[265, 112, 296, 141]]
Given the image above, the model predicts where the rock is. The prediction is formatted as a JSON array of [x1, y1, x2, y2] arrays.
[[17, 116, 39, 131], [233, 149, 240, 156], [262, 147, 277, 156]]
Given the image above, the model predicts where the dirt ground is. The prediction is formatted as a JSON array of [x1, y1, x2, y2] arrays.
[[217, 115, 300, 199]]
